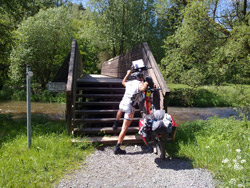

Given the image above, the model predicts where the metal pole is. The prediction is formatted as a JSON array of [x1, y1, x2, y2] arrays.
[[26, 65, 31, 148]]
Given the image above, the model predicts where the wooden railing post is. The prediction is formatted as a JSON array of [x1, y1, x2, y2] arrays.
[[66, 39, 83, 134], [142, 43, 170, 111]]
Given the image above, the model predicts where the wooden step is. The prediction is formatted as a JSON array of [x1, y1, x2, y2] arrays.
[[74, 117, 141, 123], [73, 127, 139, 134], [76, 94, 123, 98], [77, 76, 122, 84], [77, 87, 125, 91], [72, 135, 143, 144], [74, 109, 140, 114], [75, 101, 120, 106]]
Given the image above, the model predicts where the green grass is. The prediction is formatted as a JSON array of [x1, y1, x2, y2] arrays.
[[167, 117, 250, 187], [0, 113, 93, 188], [167, 83, 250, 107]]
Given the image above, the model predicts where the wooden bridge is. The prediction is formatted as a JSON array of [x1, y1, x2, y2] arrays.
[[52, 40, 170, 144]]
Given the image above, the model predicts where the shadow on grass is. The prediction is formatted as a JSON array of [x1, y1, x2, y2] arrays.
[[0, 113, 67, 147], [157, 120, 208, 170]]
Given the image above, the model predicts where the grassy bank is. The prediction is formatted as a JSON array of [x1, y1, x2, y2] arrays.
[[0, 113, 93, 188], [167, 84, 250, 107], [167, 117, 250, 187]]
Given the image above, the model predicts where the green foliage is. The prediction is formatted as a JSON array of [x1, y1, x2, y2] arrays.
[[0, 0, 71, 88], [161, 0, 250, 86], [0, 82, 66, 103], [171, 118, 250, 187], [153, 0, 184, 62], [162, 1, 221, 86], [0, 113, 93, 188], [10, 7, 74, 88], [0, 87, 13, 101], [30, 90, 66, 103], [81, 0, 156, 57], [71, 5, 100, 74], [167, 84, 250, 107]]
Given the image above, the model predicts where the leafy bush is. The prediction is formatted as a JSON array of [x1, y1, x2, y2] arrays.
[[167, 84, 250, 108], [9, 7, 73, 88], [168, 87, 229, 107], [0, 83, 66, 103], [0, 87, 13, 101]]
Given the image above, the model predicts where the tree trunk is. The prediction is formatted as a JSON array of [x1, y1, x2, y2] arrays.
[[213, 0, 219, 21], [243, 0, 247, 16], [119, 0, 125, 55]]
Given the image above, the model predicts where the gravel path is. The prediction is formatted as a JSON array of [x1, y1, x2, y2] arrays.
[[56, 145, 216, 188]]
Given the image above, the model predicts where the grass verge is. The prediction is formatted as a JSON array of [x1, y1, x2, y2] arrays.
[[167, 117, 250, 187], [0, 113, 93, 188]]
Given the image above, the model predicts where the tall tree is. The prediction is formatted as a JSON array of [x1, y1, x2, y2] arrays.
[[162, 0, 250, 85], [82, 0, 156, 58], [9, 7, 73, 88], [0, 0, 71, 88]]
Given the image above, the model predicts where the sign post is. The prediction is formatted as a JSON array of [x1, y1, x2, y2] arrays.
[[26, 65, 33, 148]]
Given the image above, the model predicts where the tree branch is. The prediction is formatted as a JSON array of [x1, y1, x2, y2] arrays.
[[212, 0, 219, 21], [204, 14, 231, 37]]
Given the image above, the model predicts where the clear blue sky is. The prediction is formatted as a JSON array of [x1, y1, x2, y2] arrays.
[[70, 0, 88, 7]]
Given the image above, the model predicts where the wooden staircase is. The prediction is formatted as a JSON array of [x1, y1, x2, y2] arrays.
[[51, 40, 170, 145], [72, 74, 143, 144]]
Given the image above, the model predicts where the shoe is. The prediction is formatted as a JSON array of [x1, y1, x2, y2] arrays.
[[112, 121, 118, 130], [114, 147, 126, 155]]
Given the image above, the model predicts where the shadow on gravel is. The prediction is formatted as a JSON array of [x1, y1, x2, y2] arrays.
[[125, 145, 157, 155], [154, 158, 193, 170]]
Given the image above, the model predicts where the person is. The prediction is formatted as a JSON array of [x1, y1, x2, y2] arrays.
[[113, 69, 149, 155]]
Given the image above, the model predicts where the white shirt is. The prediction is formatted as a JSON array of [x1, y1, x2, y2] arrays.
[[120, 80, 141, 106]]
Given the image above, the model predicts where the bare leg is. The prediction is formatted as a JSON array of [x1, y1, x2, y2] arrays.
[[113, 109, 123, 130], [116, 109, 123, 120], [114, 111, 135, 154], [117, 111, 135, 144], [117, 119, 132, 144]]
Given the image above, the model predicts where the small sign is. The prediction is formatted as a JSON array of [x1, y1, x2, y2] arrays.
[[132, 59, 145, 69], [48, 82, 66, 92]]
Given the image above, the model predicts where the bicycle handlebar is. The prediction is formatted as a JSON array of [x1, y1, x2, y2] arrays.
[[132, 66, 152, 73], [146, 87, 162, 93]]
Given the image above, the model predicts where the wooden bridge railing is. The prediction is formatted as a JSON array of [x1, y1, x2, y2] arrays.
[[101, 42, 170, 111], [66, 39, 83, 134]]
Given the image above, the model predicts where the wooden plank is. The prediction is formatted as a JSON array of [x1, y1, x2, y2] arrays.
[[66, 93, 72, 134], [72, 135, 143, 144], [141, 48, 163, 110], [74, 117, 141, 123], [76, 94, 123, 98], [66, 40, 76, 92], [77, 76, 123, 84], [75, 109, 118, 114], [75, 109, 140, 114], [77, 87, 125, 92], [101, 45, 144, 78], [102, 62, 130, 69], [73, 127, 139, 134], [143, 43, 170, 93], [75, 101, 120, 106]]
